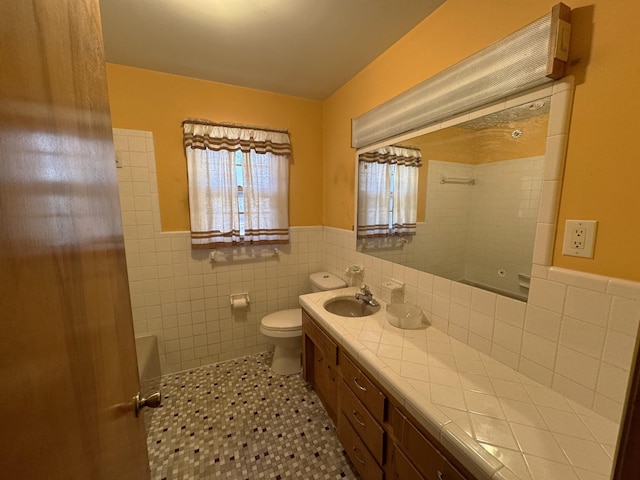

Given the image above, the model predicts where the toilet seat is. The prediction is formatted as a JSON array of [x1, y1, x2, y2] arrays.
[[260, 308, 302, 332]]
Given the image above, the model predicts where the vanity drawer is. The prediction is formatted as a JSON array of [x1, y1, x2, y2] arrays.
[[339, 379, 385, 464], [339, 351, 385, 423], [338, 412, 384, 480]]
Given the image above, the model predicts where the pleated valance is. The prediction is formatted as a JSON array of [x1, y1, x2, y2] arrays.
[[358, 145, 422, 167], [182, 120, 291, 156]]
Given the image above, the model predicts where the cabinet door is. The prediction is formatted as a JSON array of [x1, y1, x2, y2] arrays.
[[438, 458, 468, 480], [314, 345, 338, 422], [388, 443, 426, 480], [402, 414, 466, 480], [301, 311, 338, 423]]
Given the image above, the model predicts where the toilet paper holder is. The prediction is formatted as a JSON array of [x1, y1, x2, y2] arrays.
[[230, 292, 250, 308]]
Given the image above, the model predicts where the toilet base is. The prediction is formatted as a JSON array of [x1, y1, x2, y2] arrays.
[[271, 345, 302, 375]]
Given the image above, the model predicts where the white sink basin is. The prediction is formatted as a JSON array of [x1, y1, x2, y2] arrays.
[[386, 303, 425, 329]]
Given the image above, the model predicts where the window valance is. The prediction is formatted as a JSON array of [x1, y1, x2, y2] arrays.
[[182, 120, 292, 156], [358, 145, 422, 167]]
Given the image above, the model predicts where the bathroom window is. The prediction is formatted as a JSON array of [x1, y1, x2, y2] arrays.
[[357, 146, 421, 238], [183, 120, 291, 248]]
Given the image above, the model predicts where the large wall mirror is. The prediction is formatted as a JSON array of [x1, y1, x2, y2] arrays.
[[355, 80, 574, 302]]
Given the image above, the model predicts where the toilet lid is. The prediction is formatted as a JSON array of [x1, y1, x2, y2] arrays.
[[261, 308, 302, 332]]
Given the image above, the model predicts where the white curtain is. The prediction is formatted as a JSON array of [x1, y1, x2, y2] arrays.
[[357, 161, 391, 238], [243, 151, 289, 244], [183, 120, 291, 247], [357, 145, 421, 238], [185, 148, 241, 246], [392, 162, 418, 235]]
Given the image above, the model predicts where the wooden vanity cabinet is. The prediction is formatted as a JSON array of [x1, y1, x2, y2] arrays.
[[302, 310, 471, 480], [302, 310, 339, 423]]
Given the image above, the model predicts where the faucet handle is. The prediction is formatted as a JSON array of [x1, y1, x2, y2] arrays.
[[360, 283, 371, 294]]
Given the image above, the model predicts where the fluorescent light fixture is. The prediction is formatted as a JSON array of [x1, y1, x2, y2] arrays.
[[352, 3, 571, 148]]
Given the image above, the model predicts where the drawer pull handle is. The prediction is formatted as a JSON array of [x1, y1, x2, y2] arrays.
[[352, 446, 366, 465], [437, 470, 444, 480], [353, 377, 367, 392], [352, 410, 366, 427]]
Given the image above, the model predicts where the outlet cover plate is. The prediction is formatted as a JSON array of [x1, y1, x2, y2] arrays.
[[562, 219, 598, 258]]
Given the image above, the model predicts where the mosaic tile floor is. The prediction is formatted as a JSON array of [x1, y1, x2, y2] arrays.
[[147, 352, 359, 479]]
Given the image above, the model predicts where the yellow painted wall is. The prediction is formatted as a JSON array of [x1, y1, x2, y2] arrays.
[[322, 0, 640, 282], [106, 64, 323, 231]]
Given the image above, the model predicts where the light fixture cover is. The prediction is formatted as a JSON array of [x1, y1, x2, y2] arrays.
[[352, 4, 571, 148]]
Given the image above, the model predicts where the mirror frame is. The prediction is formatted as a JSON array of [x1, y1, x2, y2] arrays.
[[354, 76, 575, 298]]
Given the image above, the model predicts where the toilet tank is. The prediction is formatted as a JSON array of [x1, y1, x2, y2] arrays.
[[309, 271, 347, 292]]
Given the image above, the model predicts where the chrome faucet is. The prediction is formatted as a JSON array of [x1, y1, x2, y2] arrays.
[[355, 284, 379, 307]]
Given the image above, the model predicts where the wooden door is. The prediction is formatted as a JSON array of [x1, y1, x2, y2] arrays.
[[0, 1, 151, 479]]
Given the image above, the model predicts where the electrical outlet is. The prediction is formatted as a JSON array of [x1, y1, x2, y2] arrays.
[[571, 228, 586, 249], [562, 220, 598, 258]]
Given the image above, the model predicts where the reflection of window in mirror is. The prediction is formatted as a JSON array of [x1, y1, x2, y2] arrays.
[[357, 97, 552, 301], [357, 146, 422, 239]]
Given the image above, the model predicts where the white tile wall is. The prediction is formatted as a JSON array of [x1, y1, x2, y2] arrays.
[[114, 128, 323, 374], [423, 160, 475, 279], [419, 157, 544, 299], [113, 127, 639, 424], [323, 226, 640, 423], [465, 156, 544, 298]]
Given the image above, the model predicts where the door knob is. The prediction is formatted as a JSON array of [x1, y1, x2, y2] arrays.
[[134, 390, 161, 417]]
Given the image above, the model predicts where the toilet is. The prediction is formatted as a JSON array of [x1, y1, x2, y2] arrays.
[[260, 271, 346, 375]]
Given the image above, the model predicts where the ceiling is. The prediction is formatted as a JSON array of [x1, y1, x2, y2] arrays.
[[398, 100, 550, 164], [99, 0, 445, 100]]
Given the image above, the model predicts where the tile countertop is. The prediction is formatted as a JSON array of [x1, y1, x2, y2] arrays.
[[299, 288, 620, 480]]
